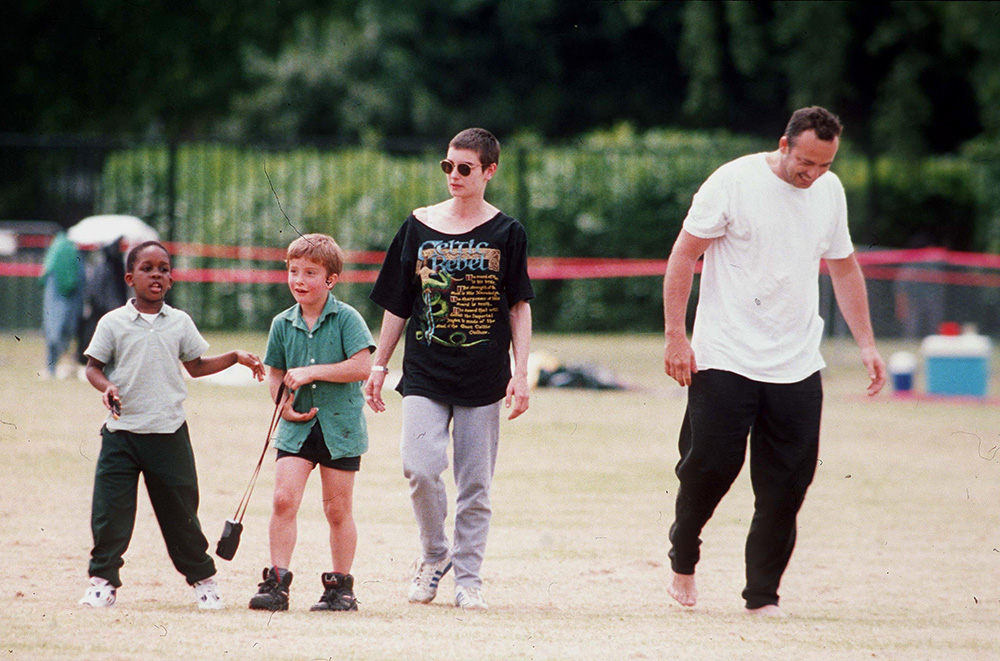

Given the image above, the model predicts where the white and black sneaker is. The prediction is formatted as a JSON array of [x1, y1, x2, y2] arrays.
[[407, 556, 452, 603], [193, 576, 224, 610], [79, 577, 117, 608], [455, 585, 488, 611]]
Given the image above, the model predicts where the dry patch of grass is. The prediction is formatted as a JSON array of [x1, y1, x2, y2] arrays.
[[3, 333, 999, 659]]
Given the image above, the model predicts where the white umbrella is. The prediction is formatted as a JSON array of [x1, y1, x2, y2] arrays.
[[67, 214, 159, 247]]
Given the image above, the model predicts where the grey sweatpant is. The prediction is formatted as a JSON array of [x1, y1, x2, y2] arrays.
[[401, 396, 500, 589]]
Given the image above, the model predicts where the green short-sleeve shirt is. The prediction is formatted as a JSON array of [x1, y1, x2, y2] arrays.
[[264, 294, 375, 459]]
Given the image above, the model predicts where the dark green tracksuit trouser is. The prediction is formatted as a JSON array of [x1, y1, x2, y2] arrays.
[[88, 422, 216, 588]]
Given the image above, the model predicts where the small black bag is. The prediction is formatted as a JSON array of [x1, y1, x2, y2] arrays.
[[215, 519, 244, 560], [215, 384, 285, 561]]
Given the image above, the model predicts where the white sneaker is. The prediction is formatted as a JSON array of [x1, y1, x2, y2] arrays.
[[193, 576, 224, 610], [455, 585, 488, 611], [407, 556, 452, 603], [79, 577, 117, 607]]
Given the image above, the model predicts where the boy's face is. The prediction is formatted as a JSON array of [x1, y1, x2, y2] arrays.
[[125, 245, 172, 309], [287, 256, 336, 309], [444, 147, 495, 201]]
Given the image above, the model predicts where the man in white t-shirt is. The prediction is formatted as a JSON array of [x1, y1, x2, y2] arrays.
[[662, 106, 887, 616]]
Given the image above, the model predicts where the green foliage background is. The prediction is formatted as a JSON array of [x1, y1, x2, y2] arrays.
[[95, 128, 993, 332]]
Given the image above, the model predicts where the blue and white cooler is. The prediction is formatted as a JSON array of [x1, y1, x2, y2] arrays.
[[920, 332, 992, 397]]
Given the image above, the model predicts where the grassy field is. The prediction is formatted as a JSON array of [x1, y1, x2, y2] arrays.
[[3, 331, 999, 660]]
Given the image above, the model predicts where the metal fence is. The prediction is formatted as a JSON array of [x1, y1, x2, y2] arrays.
[[3, 133, 1000, 338]]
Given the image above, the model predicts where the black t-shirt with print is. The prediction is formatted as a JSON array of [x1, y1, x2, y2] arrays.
[[370, 212, 534, 406]]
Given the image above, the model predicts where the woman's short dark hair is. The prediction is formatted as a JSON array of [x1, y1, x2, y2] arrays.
[[449, 128, 500, 167]]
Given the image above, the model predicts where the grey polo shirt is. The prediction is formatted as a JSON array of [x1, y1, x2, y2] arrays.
[[265, 294, 375, 459], [85, 300, 210, 433]]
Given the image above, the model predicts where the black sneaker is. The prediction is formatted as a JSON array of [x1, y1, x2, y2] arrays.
[[249, 567, 292, 611], [309, 572, 358, 612]]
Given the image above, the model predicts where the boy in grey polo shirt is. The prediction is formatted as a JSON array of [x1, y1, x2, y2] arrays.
[[79, 241, 264, 609]]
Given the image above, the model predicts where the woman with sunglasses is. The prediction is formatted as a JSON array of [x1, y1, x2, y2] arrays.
[[365, 128, 534, 612]]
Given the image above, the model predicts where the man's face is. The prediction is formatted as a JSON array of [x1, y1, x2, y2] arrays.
[[776, 129, 839, 189]]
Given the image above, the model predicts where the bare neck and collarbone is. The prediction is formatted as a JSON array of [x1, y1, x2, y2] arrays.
[[416, 198, 500, 235], [415, 143, 500, 234]]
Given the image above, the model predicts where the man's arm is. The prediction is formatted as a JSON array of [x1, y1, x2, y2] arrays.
[[506, 300, 532, 420], [663, 230, 714, 387], [363, 310, 407, 413], [826, 253, 887, 396]]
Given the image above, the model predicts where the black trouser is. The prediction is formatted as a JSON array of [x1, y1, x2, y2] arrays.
[[668, 369, 822, 609], [88, 422, 215, 588]]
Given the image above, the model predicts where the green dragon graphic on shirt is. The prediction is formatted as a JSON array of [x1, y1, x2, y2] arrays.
[[415, 269, 489, 348]]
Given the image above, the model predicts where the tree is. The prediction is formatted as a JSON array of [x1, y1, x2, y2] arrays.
[[3, 0, 329, 136]]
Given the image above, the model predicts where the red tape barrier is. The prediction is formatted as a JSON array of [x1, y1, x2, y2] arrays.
[[5, 239, 1000, 284]]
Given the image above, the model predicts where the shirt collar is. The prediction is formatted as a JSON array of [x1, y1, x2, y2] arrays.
[[125, 299, 170, 319], [287, 293, 339, 331]]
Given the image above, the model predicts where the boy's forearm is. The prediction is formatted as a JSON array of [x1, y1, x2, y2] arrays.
[[267, 368, 285, 403], [297, 351, 372, 384], [85, 362, 113, 393], [184, 351, 238, 377]]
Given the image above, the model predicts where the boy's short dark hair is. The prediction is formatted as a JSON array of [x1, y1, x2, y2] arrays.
[[784, 106, 843, 146], [126, 240, 170, 272], [449, 128, 500, 167], [286, 233, 344, 276]]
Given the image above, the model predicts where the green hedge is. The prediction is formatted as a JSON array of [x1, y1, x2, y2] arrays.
[[96, 129, 995, 332]]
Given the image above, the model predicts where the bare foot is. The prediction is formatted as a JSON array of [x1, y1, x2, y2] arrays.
[[668, 572, 697, 607], [746, 604, 784, 617]]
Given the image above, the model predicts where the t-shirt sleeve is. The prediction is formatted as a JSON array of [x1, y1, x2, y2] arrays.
[[682, 165, 731, 239], [263, 317, 287, 371], [339, 306, 376, 358], [178, 313, 210, 362], [822, 175, 854, 259], [84, 312, 115, 364], [505, 222, 534, 305], [369, 220, 415, 319]]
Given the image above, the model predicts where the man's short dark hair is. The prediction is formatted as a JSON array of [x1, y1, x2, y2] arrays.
[[449, 128, 500, 167], [784, 107, 843, 146]]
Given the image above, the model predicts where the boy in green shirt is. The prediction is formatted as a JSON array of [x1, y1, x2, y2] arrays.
[[248, 234, 375, 612]]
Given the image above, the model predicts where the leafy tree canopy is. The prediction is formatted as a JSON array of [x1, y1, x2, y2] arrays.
[[6, 1, 1000, 154]]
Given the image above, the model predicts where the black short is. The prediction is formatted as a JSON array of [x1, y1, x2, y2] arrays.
[[276, 423, 361, 472]]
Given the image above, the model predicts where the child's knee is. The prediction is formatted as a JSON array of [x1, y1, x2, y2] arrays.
[[323, 498, 353, 526], [272, 490, 301, 517]]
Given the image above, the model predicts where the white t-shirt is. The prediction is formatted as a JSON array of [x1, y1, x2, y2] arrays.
[[683, 152, 853, 383]]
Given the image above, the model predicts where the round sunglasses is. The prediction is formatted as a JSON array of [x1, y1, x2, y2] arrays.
[[440, 159, 485, 177]]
